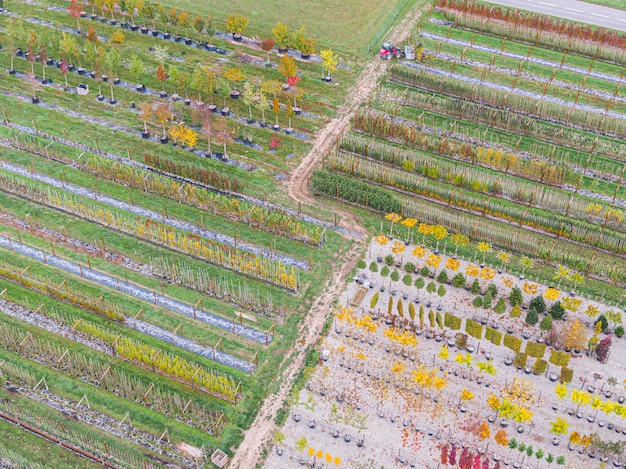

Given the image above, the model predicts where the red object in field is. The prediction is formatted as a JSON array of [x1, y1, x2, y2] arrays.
[[379, 42, 401, 59]]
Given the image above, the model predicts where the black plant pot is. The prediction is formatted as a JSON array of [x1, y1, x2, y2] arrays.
[[206, 43, 217, 52], [301, 53, 311, 59], [32, 96, 40, 104], [260, 122, 268, 128], [130, 24, 139, 31], [208, 104, 217, 113], [102, 74, 108, 82], [230, 90, 240, 99], [8, 69, 15, 75], [246, 118, 255, 124], [272, 124, 280, 131], [97, 94, 105, 101], [113, 77, 120, 85], [15, 48, 24, 57], [184, 38, 192, 45], [325, 76, 333, 83], [77, 67, 86, 75], [119, 22, 128, 29], [232, 32, 243, 42], [174, 35, 182, 42], [278, 47, 288, 53], [163, 32, 171, 40], [151, 30, 159, 37], [140, 26, 149, 34], [293, 106, 301, 115], [221, 107, 230, 116], [108, 20, 117, 26], [286, 128, 294, 135], [141, 130, 150, 139], [90, 71, 96, 79], [184, 98, 191, 106], [160, 136, 169, 144], [109, 97, 117, 105], [46, 58, 54, 66], [136, 84, 145, 92], [159, 90, 167, 98]]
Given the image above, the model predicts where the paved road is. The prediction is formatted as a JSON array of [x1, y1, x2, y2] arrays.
[[483, 0, 626, 32]]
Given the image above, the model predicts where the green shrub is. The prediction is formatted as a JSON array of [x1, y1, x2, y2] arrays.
[[525, 308, 539, 326], [483, 291, 493, 309], [403, 274, 412, 286], [595, 315, 609, 332], [428, 310, 435, 328], [420, 266, 430, 277], [456, 333, 468, 349], [549, 350, 570, 367], [556, 455, 565, 465], [415, 277, 425, 289], [370, 292, 379, 309], [451, 273, 466, 288], [397, 300, 404, 317], [504, 334, 522, 353], [513, 352, 528, 368], [470, 278, 481, 294], [486, 283, 498, 298], [465, 319, 483, 339], [436, 270, 448, 283], [404, 262, 415, 273], [510, 305, 521, 318], [311, 170, 402, 212], [436, 312, 443, 329], [494, 297, 506, 314], [525, 342, 546, 359], [560, 367, 574, 383], [533, 359, 548, 375], [548, 301, 564, 319], [529, 296, 546, 314], [369, 261, 378, 273], [409, 303, 416, 322], [390, 270, 400, 282], [444, 312, 462, 330], [509, 286, 523, 306], [616, 325, 625, 338], [419, 305, 425, 324], [437, 285, 446, 297], [385, 255, 395, 266], [427, 281, 437, 293], [388, 297, 393, 315], [357, 259, 366, 269], [472, 296, 483, 308], [540, 314, 553, 331], [380, 265, 390, 277], [485, 327, 502, 346]]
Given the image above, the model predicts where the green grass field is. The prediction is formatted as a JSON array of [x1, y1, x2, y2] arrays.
[[158, 0, 418, 54]]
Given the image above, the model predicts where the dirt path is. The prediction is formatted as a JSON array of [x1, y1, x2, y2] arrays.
[[285, 2, 426, 234], [228, 4, 427, 468]]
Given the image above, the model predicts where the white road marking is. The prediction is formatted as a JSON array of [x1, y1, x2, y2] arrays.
[[564, 7, 583, 12], [619, 18, 626, 22], [537, 1, 556, 6], [591, 12, 609, 18]]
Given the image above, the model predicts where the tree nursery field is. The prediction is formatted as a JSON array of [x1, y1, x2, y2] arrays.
[[0, 0, 624, 468]]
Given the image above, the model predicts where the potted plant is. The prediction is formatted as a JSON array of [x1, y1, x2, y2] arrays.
[[272, 21, 290, 52], [139, 102, 152, 138], [226, 14, 249, 41], [320, 49, 338, 82], [224, 67, 245, 100], [129, 54, 145, 92]]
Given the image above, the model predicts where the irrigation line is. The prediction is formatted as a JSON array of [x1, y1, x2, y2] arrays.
[[0, 235, 271, 344], [0, 160, 308, 271]]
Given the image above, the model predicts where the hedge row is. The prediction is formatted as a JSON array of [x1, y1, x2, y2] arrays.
[[311, 170, 402, 213], [504, 334, 522, 353], [485, 327, 502, 346]]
